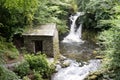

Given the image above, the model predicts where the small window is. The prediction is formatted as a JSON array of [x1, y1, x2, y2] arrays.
[[35, 40, 43, 53]]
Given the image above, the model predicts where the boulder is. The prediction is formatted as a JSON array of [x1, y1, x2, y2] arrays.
[[61, 60, 71, 68]]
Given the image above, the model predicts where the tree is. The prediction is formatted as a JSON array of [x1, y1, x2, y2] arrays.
[[0, 0, 38, 41], [76, 0, 120, 79]]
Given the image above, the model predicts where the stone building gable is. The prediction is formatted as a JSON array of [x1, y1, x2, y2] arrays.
[[23, 23, 59, 57]]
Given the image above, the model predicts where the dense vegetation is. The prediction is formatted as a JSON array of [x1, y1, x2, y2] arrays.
[[1, 0, 120, 80], [76, 0, 120, 79], [0, 0, 72, 80], [14, 53, 55, 80]]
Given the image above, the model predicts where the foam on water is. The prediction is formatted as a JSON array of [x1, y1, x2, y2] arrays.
[[52, 59, 101, 80]]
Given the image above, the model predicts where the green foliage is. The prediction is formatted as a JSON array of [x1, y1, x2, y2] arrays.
[[0, 36, 19, 60], [24, 54, 53, 78], [77, 0, 119, 31], [0, 65, 19, 80], [0, 0, 70, 38], [15, 60, 30, 78], [82, 30, 98, 42], [23, 76, 31, 80], [0, 52, 4, 64], [97, 3, 120, 80], [0, 0, 38, 40], [99, 20, 120, 66], [0, 0, 68, 79], [33, 0, 69, 34], [76, 0, 120, 79], [33, 71, 43, 80], [76, 0, 90, 11]]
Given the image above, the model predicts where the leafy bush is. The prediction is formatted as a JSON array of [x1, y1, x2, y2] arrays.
[[0, 52, 4, 64], [0, 65, 19, 80], [24, 54, 53, 78], [15, 60, 30, 78], [33, 71, 43, 80], [5, 44, 19, 59], [98, 19, 120, 79], [97, 4, 120, 80], [33, 0, 69, 34], [0, 36, 19, 59], [76, 0, 120, 79], [77, 0, 118, 31], [0, 0, 38, 40], [23, 76, 31, 80]]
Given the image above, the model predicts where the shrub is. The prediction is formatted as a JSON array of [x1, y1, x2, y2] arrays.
[[15, 60, 30, 78], [0, 36, 19, 59], [33, 0, 69, 34], [76, 0, 120, 79], [33, 71, 43, 80], [24, 54, 52, 78], [5, 46, 19, 59], [77, 0, 117, 31], [0, 65, 19, 80], [23, 76, 31, 80], [0, 52, 4, 64], [98, 20, 120, 79], [97, 5, 120, 79]]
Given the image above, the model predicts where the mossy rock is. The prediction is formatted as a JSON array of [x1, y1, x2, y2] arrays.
[[85, 71, 103, 80], [87, 75, 98, 80], [95, 56, 103, 59]]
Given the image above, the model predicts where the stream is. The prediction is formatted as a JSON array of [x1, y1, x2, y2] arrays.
[[51, 12, 101, 80], [51, 41, 101, 80]]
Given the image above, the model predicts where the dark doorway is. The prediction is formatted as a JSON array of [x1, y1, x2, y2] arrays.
[[35, 40, 43, 53]]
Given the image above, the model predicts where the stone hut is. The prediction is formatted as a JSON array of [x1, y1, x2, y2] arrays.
[[22, 23, 59, 57]]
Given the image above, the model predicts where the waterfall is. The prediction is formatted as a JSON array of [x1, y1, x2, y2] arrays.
[[51, 12, 101, 80], [62, 12, 84, 43]]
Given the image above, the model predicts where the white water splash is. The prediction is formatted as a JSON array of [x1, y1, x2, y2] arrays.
[[52, 12, 101, 80], [52, 59, 101, 80], [62, 12, 84, 43]]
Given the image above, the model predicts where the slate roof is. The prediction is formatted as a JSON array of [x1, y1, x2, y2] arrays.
[[23, 23, 56, 36]]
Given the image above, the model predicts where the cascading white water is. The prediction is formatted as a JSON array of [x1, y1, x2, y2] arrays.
[[62, 12, 84, 43], [51, 12, 101, 80], [52, 59, 101, 80]]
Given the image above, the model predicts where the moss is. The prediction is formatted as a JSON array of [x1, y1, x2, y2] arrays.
[[0, 36, 19, 63], [85, 71, 103, 80], [0, 65, 19, 80], [88, 75, 97, 80], [95, 56, 103, 59], [82, 30, 98, 43]]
